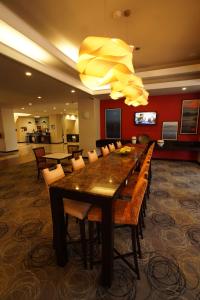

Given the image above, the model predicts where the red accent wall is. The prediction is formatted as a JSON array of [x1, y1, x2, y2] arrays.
[[100, 93, 200, 160]]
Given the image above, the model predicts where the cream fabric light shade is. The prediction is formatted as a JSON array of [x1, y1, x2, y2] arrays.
[[110, 74, 149, 106], [77, 36, 149, 106], [77, 36, 134, 89]]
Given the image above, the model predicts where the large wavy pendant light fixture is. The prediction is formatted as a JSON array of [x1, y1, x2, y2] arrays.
[[77, 36, 149, 106]]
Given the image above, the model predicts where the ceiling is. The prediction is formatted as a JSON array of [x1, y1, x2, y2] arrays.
[[0, 0, 200, 115]]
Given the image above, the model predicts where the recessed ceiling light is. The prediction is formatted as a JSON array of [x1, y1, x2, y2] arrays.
[[71, 89, 75, 93], [21, 107, 25, 110], [25, 72, 32, 77], [64, 109, 66, 111], [43, 110, 47, 113], [34, 115, 40, 118], [182, 87, 187, 91], [28, 102, 32, 106], [65, 102, 69, 106], [37, 96, 42, 99], [53, 107, 56, 110]]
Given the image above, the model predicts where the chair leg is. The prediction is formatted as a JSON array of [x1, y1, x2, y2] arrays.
[[88, 221, 94, 270], [136, 225, 142, 259], [140, 210, 145, 229], [96, 222, 101, 244], [37, 168, 40, 180], [138, 214, 144, 239], [131, 226, 140, 279], [79, 220, 87, 269]]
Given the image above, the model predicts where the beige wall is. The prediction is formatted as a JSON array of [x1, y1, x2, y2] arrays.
[[49, 114, 63, 143], [62, 117, 79, 142], [78, 98, 100, 156], [0, 108, 18, 151], [16, 116, 36, 142]]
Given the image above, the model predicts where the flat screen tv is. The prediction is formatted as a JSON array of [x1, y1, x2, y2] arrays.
[[134, 112, 157, 125]]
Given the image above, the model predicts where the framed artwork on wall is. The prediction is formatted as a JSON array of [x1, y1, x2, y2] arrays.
[[105, 108, 121, 139], [162, 122, 178, 140], [180, 99, 200, 134]]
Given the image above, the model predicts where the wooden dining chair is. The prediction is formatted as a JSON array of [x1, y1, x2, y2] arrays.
[[42, 164, 92, 268], [33, 147, 55, 179], [88, 177, 148, 279], [88, 149, 98, 163], [101, 145, 109, 157], [108, 143, 116, 152]]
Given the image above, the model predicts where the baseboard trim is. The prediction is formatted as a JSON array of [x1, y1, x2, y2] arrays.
[[0, 149, 19, 153]]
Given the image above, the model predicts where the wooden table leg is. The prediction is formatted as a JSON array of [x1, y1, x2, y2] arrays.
[[101, 200, 114, 287], [50, 188, 68, 266]]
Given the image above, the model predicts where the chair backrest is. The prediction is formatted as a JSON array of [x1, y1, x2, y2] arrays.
[[88, 149, 98, 163], [139, 160, 150, 179], [42, 164, 65, 187], [101, 145, 109, 157], [71, 155, 85, 171], [68, 145, 79, 154], [116, 141, 122, 149], [33, 147, 46, 165], [130, 177, 148, 223], [72, 149, 83, 159], [108, 143, 116, 152]]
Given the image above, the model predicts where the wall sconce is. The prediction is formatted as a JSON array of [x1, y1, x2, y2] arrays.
[[65, 114, 77, 120]]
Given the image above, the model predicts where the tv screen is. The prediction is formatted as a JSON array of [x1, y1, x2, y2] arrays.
[[135, 112, 157, 125]]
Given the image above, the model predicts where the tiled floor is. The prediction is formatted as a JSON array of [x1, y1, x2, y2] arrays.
[[0, 143, 69, 165]]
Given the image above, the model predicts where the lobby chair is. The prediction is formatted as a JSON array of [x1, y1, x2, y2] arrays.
[[101, 145, 109, 157], [42, 164, 92, 269], [33, 147, 55, 180], [88, 149, 98, 163], [67, 145, 79, 154], [88, 177, 148, 279]]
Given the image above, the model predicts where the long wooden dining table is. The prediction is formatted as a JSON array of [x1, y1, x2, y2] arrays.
[[49, 144, 146, 287]]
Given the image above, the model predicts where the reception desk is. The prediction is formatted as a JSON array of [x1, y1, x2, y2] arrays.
[[26, 133, 51, 144]]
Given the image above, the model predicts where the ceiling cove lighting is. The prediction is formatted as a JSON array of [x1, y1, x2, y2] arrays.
[[77, 36, 148, 106], [0, 20, 52, 63]]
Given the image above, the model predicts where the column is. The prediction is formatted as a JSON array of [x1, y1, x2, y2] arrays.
[[0, 108, 18, 152], [78, 98, 100, 156]]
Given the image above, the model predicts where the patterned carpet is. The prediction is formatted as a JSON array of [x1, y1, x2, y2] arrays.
[[0, 160, 200, 300]]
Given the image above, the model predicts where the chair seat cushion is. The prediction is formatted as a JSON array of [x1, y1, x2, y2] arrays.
[[64, 199, 92, 220]]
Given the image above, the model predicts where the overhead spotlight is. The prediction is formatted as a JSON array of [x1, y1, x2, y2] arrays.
[[65, 102, 69, 105], [28, 102, 32, 106], [71, 89, 76, 93], [53, 107, 56, 110], [182, 87, 187, 91], [25, 71, 32, 77], [21, 107, 25, 110], [37, 96, 42, 99]]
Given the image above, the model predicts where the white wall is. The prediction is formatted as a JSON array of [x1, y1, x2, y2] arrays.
[[0, 108, 18, 151], [78, 98, 100, 156]]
